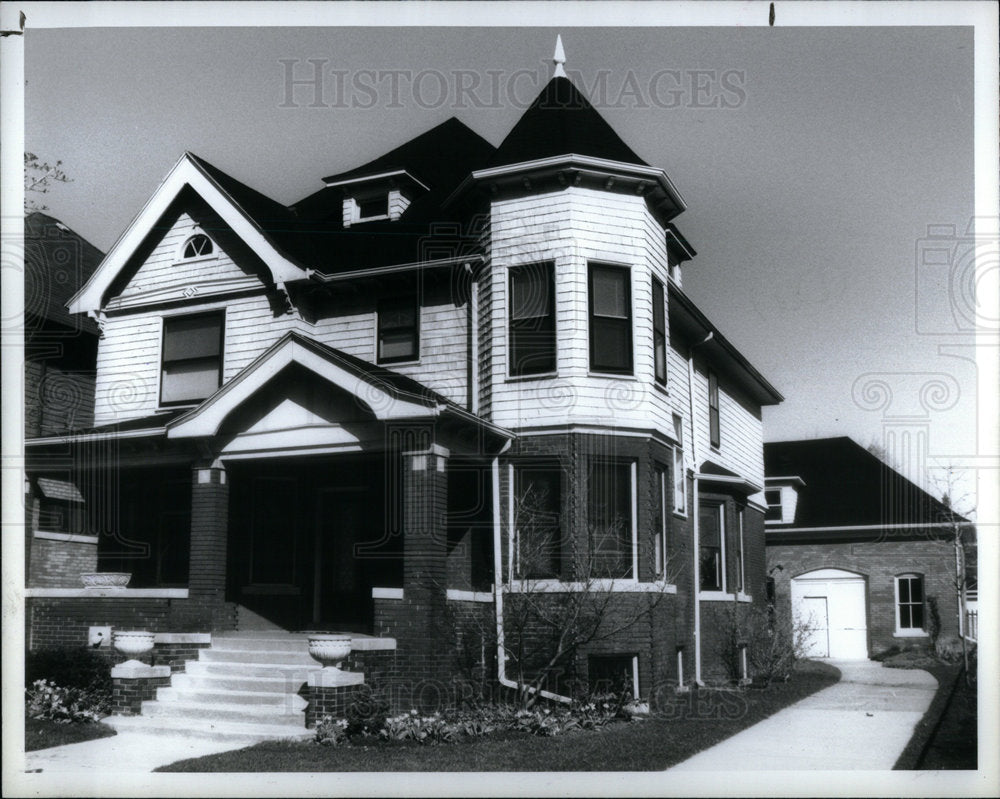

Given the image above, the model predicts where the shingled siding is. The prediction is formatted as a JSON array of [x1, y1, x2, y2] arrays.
[[766, 536, 960, 657]]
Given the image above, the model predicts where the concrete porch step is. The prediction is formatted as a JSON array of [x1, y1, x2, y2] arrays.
[[198, 647, 318, 666], [104, 713, 313, 745], [170, 671, 311, 695], [184, 660, 322, 680], [156, 685, 309, 710], [141, 698, 304, 724]]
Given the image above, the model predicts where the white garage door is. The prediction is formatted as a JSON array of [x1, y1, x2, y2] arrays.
[[791, 569, 868, 659]]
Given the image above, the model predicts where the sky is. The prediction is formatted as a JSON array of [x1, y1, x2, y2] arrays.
[[20, 19, 985, 498]]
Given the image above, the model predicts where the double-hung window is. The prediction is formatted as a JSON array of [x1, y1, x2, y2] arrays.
[[764, 488, 783, 522], [160, 312, 224, 406], [896, 574, 926, 634], [699, 503, 725, 591], [589, 263, 632, 374], [652, 277, 667, 385], [654, 465, 668, 577], [708, 370, 720, 448], [672, 414, 687, 515], [378, 294, 419, 363], [588, 460, 634, 579], [513, 462, 562, 578], [509, 263, 556, 376]]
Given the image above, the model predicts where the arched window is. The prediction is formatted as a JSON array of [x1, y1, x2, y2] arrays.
[[181, 234, 214, 259], [895, 573, 926, 635]]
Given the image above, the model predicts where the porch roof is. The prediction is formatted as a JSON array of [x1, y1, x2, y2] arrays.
[[165, 332, 512, 450]]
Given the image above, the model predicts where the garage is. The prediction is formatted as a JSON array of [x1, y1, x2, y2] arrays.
[[791, 568, 868, 659]]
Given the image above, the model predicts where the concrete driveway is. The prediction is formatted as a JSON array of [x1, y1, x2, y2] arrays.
[[667, 660, 938, 771]]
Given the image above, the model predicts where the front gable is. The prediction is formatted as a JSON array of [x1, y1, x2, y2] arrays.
[[105, 196, 273, 312], [69, 153, 308, 316]]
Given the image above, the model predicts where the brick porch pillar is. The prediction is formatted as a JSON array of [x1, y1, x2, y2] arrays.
[[186, 464, 231, 628], [398, 439, 451, 710]]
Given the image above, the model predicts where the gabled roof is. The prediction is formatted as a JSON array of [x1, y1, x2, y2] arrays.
[[764, 437, 968, 530], [25, 213, 103, 333], [167, 331, 511, 444], [68, 153, 310, 315], [489, 77, 648, 169]]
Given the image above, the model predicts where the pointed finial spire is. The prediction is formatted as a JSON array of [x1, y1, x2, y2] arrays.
[[552, 35, 567, 78]]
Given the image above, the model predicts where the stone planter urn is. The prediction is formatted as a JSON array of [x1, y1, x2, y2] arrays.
[[113, 630, 155, 668], [307, 634, 353, 671], [81, 572, 131, 590]]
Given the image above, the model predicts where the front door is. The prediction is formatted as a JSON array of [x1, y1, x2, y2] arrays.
[[312, 487, 372, 631]]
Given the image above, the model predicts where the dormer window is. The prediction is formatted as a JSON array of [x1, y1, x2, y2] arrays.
[[358, 195, 388, 219], [181, 234, 214, 260]]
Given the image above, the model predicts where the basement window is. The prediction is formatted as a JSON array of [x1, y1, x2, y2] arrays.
[[588, 654, 639, 699]]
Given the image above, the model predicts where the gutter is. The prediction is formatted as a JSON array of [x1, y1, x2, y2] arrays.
[[492, 455, 572, 705], [304, 254, 484, 284]]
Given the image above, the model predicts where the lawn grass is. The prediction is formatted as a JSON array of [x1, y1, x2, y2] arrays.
[[25, 717, 117, 752], [890, 649, 977, 770], [157, 661, 840, 772]]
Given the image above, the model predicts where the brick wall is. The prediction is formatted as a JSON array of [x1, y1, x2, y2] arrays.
[[28, 536, 98, 587], [111, 673, 170, 716], [766, 535, 960, 657]]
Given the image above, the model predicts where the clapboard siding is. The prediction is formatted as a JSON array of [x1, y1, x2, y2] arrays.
[[486, 187, 675, 434], [690, 363, 764, 486], [118, 211, 248, 298]]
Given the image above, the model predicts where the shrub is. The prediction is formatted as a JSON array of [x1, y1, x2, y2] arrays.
[[710, 601, 815, 685], [25, 679, 109, 724], [26, 647, 111, 692], [934, 635, 966, 663], [344, 688, 390, 738], [314, 716, 348, 746]]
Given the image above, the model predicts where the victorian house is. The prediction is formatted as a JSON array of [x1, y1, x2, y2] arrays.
[[25, 43, 782, 734]]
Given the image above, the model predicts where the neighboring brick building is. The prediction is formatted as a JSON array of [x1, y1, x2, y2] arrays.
[[25, 43, 783, 711], [764, 437, 973, 659]]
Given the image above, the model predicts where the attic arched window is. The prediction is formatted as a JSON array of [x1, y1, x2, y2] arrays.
[[181, 234, 214, 259]]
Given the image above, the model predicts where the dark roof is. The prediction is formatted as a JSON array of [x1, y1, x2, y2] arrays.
[[291, 118, 495, 273], [25, 212, 103, 334], [489, 77, 648, 169], [186, 152, 318, 269], [27, 408, 186, 441], [764, 437, 967, 529], [288, 332, 456, 409]]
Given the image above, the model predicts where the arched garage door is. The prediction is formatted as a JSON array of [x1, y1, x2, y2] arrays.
[[791, 569, 868, 659]]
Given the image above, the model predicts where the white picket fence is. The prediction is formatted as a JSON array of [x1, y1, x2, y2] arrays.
[[963, 609, 978, 643]]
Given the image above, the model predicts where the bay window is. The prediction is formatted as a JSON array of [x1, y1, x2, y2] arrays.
[[589, 263, 632, 374]]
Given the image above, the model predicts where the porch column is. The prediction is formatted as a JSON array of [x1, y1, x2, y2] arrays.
[[187, 464, 230, 627], [400, 441, 451, 704]]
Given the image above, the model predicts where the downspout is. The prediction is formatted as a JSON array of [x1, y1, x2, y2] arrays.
[[688, 331, 713, 686], [466, 262, 479, 415], [492, 454, 571, 704]]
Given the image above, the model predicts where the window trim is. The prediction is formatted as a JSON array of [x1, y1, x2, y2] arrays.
[[511, 459, 564, 580], [158, 310, 225, 408], [699, 501, 726, 593], [588, 262, 634, 376], [708, 370, 720, 449], [508, 262, 557, 377], [585, 458, 638, 581], [764, 487, 783, 522], [672, 414, 687, 517], [654, 463, 668, 578], [894, 573, 928, 637], [652, 276, 667, 386], [376, 293, 420, 365], [177, 232, 216, 262]]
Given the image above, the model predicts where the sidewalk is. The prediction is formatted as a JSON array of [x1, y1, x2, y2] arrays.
[[667, 660, 938, 771], [23, 730, 248, 776]]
